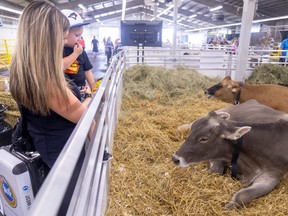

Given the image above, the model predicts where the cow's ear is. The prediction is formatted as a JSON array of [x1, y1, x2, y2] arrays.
[[224, 76, 231, 81], [222, 126, 252, 140], [178, 122, 193, 131], [231, 87, 238, 92], [217, 112, 230, 120]]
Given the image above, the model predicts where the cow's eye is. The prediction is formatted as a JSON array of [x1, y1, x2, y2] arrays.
[[198, 137, 208, 143]]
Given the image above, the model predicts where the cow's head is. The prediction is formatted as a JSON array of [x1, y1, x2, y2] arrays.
[[172, 111, 251, 167], [204, 76, 241, 103]]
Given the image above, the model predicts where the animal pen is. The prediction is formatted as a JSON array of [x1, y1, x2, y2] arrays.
[[1, 48, 288, 215]]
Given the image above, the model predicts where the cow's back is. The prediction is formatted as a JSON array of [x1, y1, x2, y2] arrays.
[[217, 99, 288, 122]]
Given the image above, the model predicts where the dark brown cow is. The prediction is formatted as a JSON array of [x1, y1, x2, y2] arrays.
[[173, 108, 288, 209], [204, 76, 288, 113]]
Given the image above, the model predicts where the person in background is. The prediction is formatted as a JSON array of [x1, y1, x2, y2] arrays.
[[91, 36, 99, 59], [105, 36, 114, 65], [114, 38, 121, 54], [280, 36, 288, 64], [9, 1, 93, 169], [79, 36, 85, 50], [61, 9, 98, 95]]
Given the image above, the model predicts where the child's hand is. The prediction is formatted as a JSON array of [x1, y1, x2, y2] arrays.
[[79, 86, 88, 93], [73, 43, 83, 56]]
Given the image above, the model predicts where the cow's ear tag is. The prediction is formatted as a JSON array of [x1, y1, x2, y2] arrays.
[[217, 112, 230, 120], [225, 126, 251, 140]]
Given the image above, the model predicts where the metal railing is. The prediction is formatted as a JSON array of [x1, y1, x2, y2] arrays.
[[0, 39, 15, 70], [28, 50, 125, 216], [125, 45, 288, 78]]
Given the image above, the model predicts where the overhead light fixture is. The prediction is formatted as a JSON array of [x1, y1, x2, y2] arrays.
[[209, 6, 223, 12], [78, 4, 86, 10], [0, 6, 22, 15], [185, 15, 288, 32], [96, 19, 100, 22], [0, 15, 19, 20], [157, 5, 174, 17], [150, 4, 174, 21], [189, 14, 197, 18], [253, 15, 288, 23]]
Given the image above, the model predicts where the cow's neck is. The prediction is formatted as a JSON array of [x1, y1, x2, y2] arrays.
[[235, 83, 266, 104], [231, 151, 262, 185]]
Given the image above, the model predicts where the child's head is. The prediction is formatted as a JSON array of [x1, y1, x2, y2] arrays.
[[64, 26, 84, 47], [10, 0, 70, 114], [61, 9, 89, 47]]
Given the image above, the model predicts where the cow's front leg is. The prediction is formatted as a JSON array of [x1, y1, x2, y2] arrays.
[[225, 173, 279, 209]]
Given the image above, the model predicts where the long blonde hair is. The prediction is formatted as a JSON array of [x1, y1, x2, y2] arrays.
[[10, 0, 70, 115]]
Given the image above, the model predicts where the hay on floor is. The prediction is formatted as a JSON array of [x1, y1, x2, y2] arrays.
[[0, 92, 19, 126], [106, 65, 288, 216]]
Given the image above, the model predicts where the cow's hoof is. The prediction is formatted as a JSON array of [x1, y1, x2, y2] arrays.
[[225, 202, 235, 209], [225, 201, 242, 209]]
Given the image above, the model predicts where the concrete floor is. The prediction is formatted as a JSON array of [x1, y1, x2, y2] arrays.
[[0, 50, 108, 79]]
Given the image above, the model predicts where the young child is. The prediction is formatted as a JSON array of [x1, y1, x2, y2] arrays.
[[61, 9, 97, 95]]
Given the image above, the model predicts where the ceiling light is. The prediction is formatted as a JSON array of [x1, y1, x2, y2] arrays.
[[0, 6, 22, 14], [96, 19, 100, 22], [0, 15, 19, 20], [189, 14, 197, 18], [209, 6, 223, 12], [78, 4, 86, 10], [150, 4, 174, 21], [157, 5, 174, 17]]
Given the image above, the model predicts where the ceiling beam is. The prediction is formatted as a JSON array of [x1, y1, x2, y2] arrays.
[[83, 0, 144, 17], [0, 0, 24, 10]]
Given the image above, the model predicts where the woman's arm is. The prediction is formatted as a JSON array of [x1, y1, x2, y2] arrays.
[[48, 87, 91, 123]]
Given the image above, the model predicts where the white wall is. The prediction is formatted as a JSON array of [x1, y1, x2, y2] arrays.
[[83, 24, 120, 51], [0, 25, 17, 39]]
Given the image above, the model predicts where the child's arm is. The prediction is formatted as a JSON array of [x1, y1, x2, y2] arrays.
[[63, 44, 83, 70], [85, 69, 96, 92]]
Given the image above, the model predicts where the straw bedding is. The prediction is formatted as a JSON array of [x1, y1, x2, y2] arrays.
[[106, 65, 288, 216], [0, 92, 19, 126]]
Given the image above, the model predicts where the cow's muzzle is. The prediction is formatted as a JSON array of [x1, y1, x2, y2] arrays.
[[204, 90, 212, 99], [172, 154, 180, 165]]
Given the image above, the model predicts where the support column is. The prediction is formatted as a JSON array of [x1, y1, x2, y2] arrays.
[[153, 4, 157, 19], [233, 0, 257, 81], [173, 0, 178, 51]]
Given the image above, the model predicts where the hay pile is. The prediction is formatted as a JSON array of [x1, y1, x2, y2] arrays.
[[122, 65, 220, 103], [0, 92, 19, 126], [107, 65, 288, 215], [247, 64, 288, 84]]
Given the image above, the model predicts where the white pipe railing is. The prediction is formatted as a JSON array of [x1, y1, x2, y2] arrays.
[[28, 50, 125, 216], [125, 46, 287, 79]]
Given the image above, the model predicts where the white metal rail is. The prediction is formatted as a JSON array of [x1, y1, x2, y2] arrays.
[[28, 50, 125, 216], [125, 46, 287, 79]]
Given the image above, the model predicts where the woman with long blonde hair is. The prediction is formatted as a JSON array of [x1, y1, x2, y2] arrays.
[[9, 0, 92, 168]]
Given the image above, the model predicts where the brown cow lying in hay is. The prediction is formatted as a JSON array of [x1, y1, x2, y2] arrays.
[[204, 76, 288, 112], [174, 100, 288, 209]]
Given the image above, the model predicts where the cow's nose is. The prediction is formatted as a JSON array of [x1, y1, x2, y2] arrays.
[[172, 155, 180, 165]]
